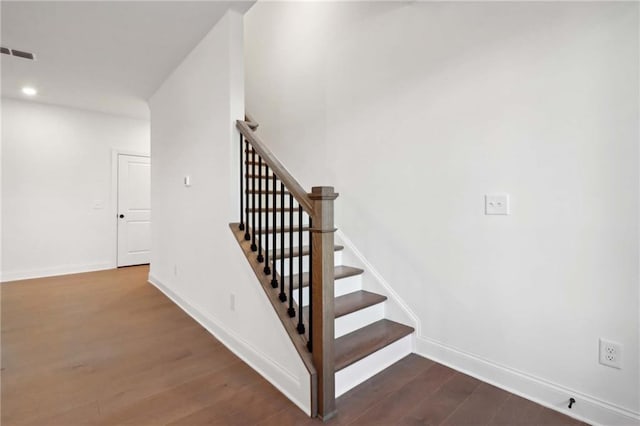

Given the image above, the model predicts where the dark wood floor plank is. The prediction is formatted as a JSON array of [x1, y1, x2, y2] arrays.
[[98, 361, 259, 425], [490, 394, 546, 425], [398, 372, 482, 426], [350, 363, 455, 425], [333, 354, 435, 425], [23, 400, 100, 426], [256, 405, 318, 426], [533, 404, 589, 426], [98, 346, 240, 415], [440, 382, 510, 426], [167, 376, 290, 425]]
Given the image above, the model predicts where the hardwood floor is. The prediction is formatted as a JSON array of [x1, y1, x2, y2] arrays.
[[1, 266, 587, 425]]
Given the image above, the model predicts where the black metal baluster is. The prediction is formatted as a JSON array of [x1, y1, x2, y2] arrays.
[[297, 205, 305, 334], [307, 217, 313, 352], [257, 157, 264, 263], [288, 195, 295, 318], [239, 133, 244, 231], [244, 139, 250, 241], [251, 149, 257, 251], [263, 164, 270, 274], [271, 173, 278, 288], [279, 182, 287, 302]]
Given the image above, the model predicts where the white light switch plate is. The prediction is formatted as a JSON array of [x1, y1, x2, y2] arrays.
[[485, 194, 509, 215]]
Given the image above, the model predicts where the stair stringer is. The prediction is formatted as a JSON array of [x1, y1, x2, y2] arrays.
[[335, 229, 421, 342]]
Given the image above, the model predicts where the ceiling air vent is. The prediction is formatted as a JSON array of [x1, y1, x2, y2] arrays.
[[11, 49, 35, 60], [0, 47, 36, 60]]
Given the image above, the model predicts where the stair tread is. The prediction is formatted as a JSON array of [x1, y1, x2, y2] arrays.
[[246, 174, 277, 179], [302, 290, 386, 321], [271, 245, 343, 260], [286, 265, 364, 289], [255, 225, 309, 234], [334, 319, 414, 372], [246, 189, 289, 195], [334, 290, 387, 318], [246, 207, 301, 213]]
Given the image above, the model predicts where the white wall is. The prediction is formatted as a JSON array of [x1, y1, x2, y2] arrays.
[[245, 2, 639, 425], [1, 98, 149, 281], [148, 9, 311, 414]]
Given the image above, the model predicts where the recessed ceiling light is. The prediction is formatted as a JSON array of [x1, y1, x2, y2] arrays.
[[21, 86, 37, 96]]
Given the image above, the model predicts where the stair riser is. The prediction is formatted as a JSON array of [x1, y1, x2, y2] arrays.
[[259, 232, 310, 249], [335, 303, 385, 338], [334, 334, 412, 398], [272, 251, 343, 276], [245, 198, 300, 210], [293, 273, 361, 307]]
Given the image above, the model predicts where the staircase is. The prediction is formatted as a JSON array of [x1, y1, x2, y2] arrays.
[[230, 115, 414, 420]]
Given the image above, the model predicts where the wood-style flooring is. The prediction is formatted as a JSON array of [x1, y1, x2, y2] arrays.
[[1, 266, 587, 425]]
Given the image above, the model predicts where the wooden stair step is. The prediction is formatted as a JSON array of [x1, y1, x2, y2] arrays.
[[255, 225, 309, 234], [245, 174, 277, 180], [271, 245, 343, 260], [286, 265, 364, 290], [334, 319, 414, 372], [302, 290, 387, 324], [334, 290, 387, 318], [246, 207, 303, 213], [246, 189, 289, 195]]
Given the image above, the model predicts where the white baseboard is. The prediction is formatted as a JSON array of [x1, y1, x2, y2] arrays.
[[415, 336, 640, 426], [1, 262, 115, 283], [148, 273, 311, 416]]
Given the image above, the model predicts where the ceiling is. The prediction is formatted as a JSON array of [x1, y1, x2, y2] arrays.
[[1, 1, 253, 119]]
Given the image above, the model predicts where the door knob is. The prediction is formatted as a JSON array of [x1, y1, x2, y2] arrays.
[[119, 214, 125, 219]]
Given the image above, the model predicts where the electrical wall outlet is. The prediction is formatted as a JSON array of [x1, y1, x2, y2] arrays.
[[599, 338, 622, 369], [485, 194, 510, 215]]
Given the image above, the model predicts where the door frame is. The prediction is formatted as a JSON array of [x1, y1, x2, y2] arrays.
[[111, 149, 150, 267]]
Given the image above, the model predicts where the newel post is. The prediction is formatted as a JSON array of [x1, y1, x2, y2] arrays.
[[309, 186, 338, 421]]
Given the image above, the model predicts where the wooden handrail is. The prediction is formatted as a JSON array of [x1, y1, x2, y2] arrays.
[[245, 113, 259, 131], [236, 119, 314, 215]]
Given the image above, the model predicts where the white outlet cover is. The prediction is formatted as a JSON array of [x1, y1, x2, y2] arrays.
[[485, 194, 510, 215], [599, 338, 622, 369]]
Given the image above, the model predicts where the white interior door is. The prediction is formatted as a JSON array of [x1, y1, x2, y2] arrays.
[[117, 154, 151, 267]]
